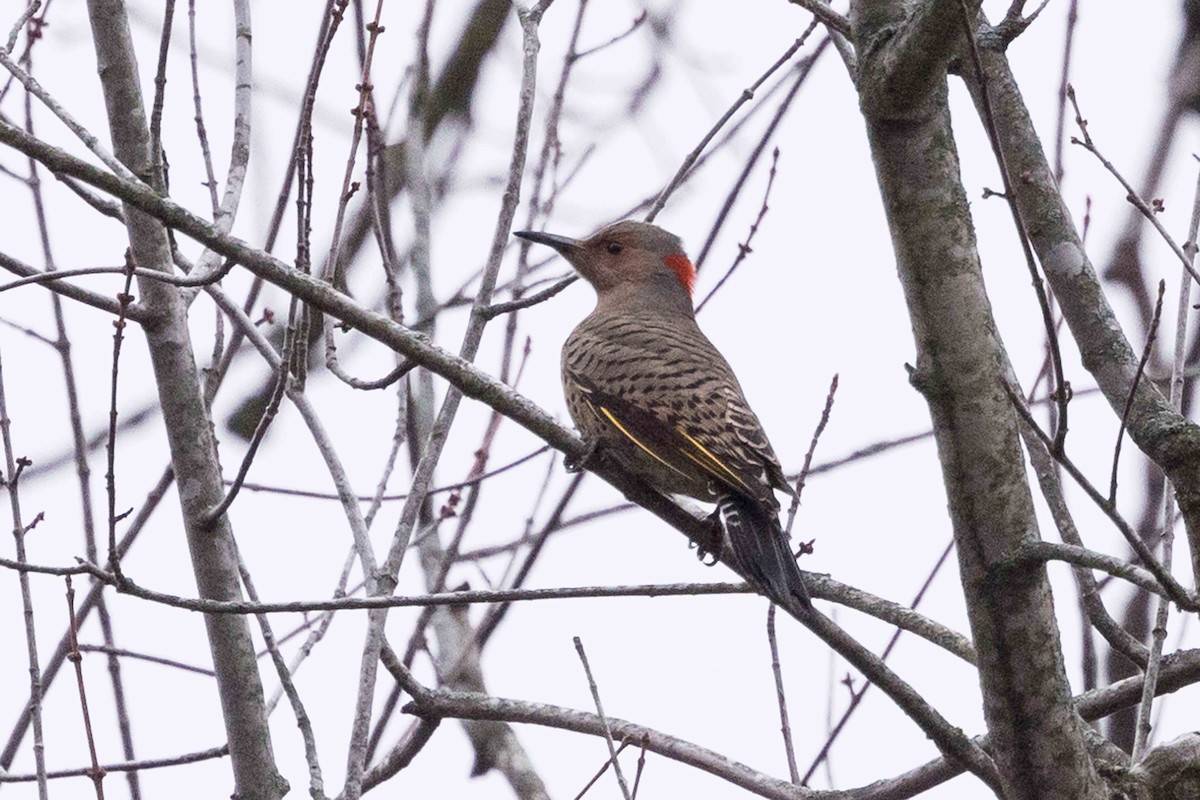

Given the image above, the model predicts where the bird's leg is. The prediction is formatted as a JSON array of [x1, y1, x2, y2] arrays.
[[565, 436, 603, 473], [691, 508, 725, 566]]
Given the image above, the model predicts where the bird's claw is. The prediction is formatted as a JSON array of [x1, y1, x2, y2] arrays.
[[565, 438, 602, 473], [691, 509, 725, 566]]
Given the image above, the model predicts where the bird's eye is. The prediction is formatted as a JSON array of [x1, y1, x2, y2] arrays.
[[606, 241, 623, 255]]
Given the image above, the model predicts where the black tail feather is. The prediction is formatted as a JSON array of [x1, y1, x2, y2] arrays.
[[717, 492, 812, 612]]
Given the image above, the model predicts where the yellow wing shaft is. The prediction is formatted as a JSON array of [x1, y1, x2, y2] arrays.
[[587, 397, 753, 493], [590, 402, 692, 480], [675, 427, 753, 493]]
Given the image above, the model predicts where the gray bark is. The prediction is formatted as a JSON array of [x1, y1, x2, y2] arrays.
[[851, 1, 1105, 796], [83, 2, 285, 797]]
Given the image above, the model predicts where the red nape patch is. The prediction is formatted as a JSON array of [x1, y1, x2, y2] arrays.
[[663, 253, 696, 296]]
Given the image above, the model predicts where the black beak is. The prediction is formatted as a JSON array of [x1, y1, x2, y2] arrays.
[[513, 230, 580, 254]]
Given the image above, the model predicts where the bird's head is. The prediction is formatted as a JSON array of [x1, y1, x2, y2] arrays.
[[515, 220, 696, 304]]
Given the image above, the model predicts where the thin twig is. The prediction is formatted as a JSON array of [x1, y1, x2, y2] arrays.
[[65, 577, 105, 799], [1013, 542, 1167, 603], [1132, 162, 1200, 762], [1111, 280, 1165, 504], [573, 739, 633, 800], [482, 274, 577, 319], [202, 282, 383, 594], [599, 58, 808, 231], [204, 326, 293, 525], [104, 254, 137, 579], [574, 637, 632, 800], [572, 11, 646, 60], [1017, 416, 1150, 668], [786, 373, 838, 537], [0, 262, 232, 293], [453, 498, 628, 563], [37, 571, 764, 613], [766, 605, 800, 783], [205, 0, 339, 390], [0, 316, 53, 345], [800, 540, 955, 784], [230, 445, 551, 502], [0, 250, 150, 321], [1004, 384, 1197, 609], [406, 686, 815, 800], [343, 1, 549, 796], [1051, 0, 1079, 184], [187, 0, 219, 216], [996, 0, 1054, 41], [320, 0, 388, 286], [345, 6, 556, 795], [1067, 85, 1200, 287], [959, 0, 1070, 452], [694, 42, 829, 270], [696, 147, 782, 313], [646, 23, 818, 221], [473, 473, 587, 646], [0, 468, 175, 775], [4, 562, 983, 668], [235, 551, 324, 795], [503, 0, 589, 367], [0, 746, 229, 783], [147, 0, 174, 191], [331, 358, 416, 391], [0, 350, 50, 798], [20, 66, 143, 794], [0, 45, 137, 181], [630, 735, 649, 800], [75, 644, 213, 677], [372, 340, 539, 767], [3, 1, 41, 54], [801, 388, 1099, 483], [786, 0, 851, 37], [181, 0, 253, 291]]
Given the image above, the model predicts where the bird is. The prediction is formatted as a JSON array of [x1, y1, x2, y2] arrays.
[[514, 219, 811, 611]]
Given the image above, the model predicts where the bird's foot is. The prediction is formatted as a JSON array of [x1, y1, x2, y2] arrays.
[[691, 509, 725, 566], [565, 437, 602, 473], [793, 538, 816, 560]]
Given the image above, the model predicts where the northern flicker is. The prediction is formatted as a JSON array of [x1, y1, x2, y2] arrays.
[[514, 220, 811, 611]]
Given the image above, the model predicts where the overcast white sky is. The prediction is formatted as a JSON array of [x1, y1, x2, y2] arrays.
[[0, 1, 1196, 798]]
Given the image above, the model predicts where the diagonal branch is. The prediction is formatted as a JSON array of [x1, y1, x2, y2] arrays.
[[959, 15, 1200, 587]]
